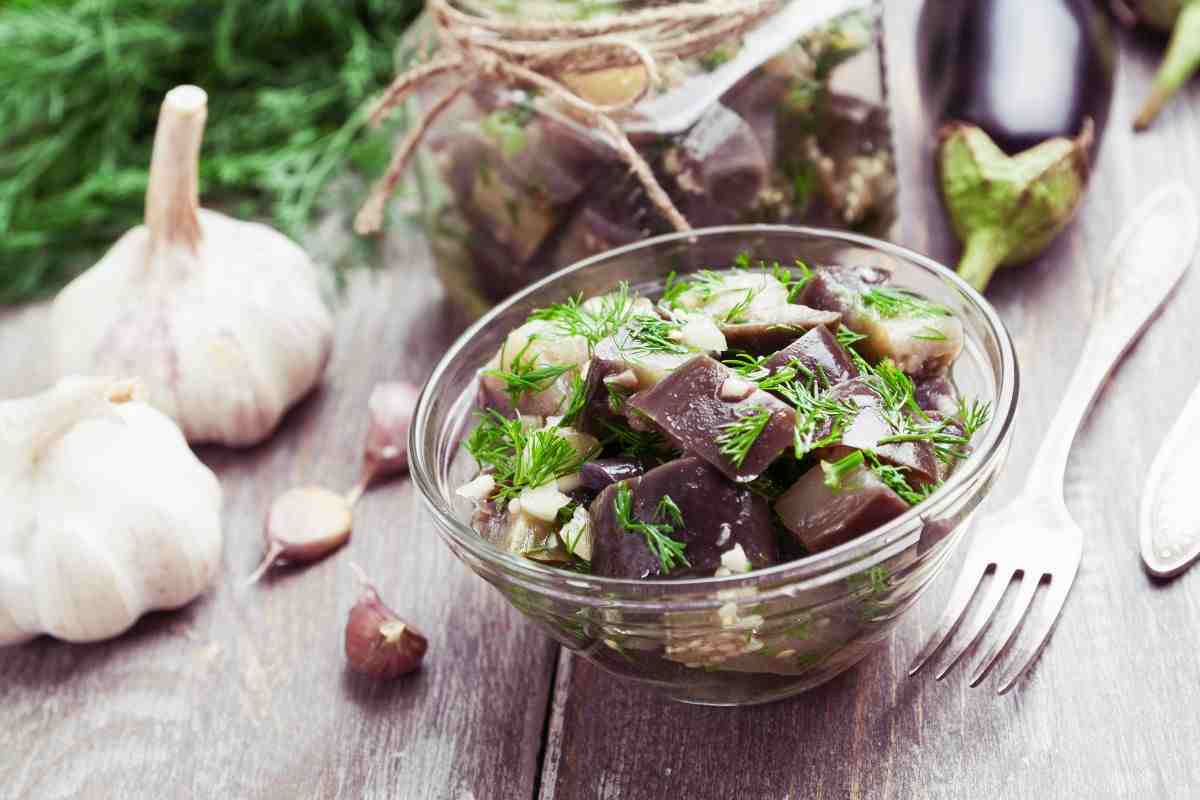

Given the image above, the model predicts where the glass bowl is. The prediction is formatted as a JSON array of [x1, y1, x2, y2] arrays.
[[410, 225, 1018, 706]]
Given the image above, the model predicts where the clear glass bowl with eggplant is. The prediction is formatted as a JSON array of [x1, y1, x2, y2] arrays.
[[411, 226, 1017, 705], [405, 1, 896, 317]]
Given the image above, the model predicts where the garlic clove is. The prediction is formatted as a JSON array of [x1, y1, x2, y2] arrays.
[[248, 486, 352, 584], [345, 569, 428, 679], [347, 381, 420, 506]]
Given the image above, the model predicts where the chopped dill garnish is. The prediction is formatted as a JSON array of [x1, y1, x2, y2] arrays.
[[957, 397, 992, 439], [717, 408, 773, 468], [911, 325, 948, 341], [464, 411, 592, 501], [660, 271, 687, 307], [822, 450, 939, 506], [757, 365, 800, 393], [620, 314, 690, 357], [528, 282, 639, 347], [861, 287, 951, 319], [557, 373, 588, 427], [776, 377, 859, 458], [835, 324, 867, 347], [772, 258, 813, 302], [724, 351, 769, 379], [614, 483, 690, 573], [481, 339, 572, 405], [721, 289, 756, 324]]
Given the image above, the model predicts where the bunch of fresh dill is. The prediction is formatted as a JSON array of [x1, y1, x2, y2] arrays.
[[0, 0, 421, 304]]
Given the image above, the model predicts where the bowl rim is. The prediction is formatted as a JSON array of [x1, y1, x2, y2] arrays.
[[410, 224, 1019, 596]]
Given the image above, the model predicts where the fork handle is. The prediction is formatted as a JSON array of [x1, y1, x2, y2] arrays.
[[1024, 183, 1199, 494]]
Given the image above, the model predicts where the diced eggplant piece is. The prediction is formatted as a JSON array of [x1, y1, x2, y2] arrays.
[[663, 104, 768, 227], [722, 67, 791, 165], [671, 269, 838, 353], [856, 313, 964, 378], [810, 379, 940, 486], [799, 265, 964, 377], [915, 375, 959, 415], [773, 462, 909, 553], [626, 355, 795, 482], [467, 166, 559, 263], [763, 324, 858, 385], [591, 316, 725, 391], [574, 356, 629, 437], [590, 456, 779, 579], [554, 206, 645, 268], [480, 319, 590, 417], [580, 458, 645, 493], [720, 305, 841, 354], [798, 263, 891, 318]]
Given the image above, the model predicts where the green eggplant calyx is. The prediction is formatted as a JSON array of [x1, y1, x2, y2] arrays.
[[938, 120, 1093, 293], [1135, 0, 1200, 130]]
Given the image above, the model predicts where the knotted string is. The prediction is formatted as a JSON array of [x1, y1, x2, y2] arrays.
[[354, 0, 783, 235]]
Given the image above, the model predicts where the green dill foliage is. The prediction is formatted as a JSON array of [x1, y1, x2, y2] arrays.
[[821, 450, 937, 506], [0, 0, 421, 303], [557, 373, 588, 427], [835, 324, 867, 347], [861, 287, 951, 319], [957, 397, 992, 439], [613, 483, 690, 573], [717, 407, 773, 468], [911, 325, 948, 342], [721, 289, 756, 324], [660, 271, 687, 307], [771, 258, 813, 302], [776, 371, 858, 458], [620, 314, 690, 357], [482, 338, 572, 405], [528, 282, 639, 348], [464, 411, 592, 501]]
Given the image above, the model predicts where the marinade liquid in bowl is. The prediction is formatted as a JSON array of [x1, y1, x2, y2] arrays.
[[411, 226, 1017, 706]]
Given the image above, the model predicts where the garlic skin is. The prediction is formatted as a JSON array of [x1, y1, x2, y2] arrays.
[[0, 377, 223, 645], [50, 85, 333, 447]]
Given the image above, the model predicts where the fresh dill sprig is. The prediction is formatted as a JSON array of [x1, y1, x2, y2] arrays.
[[771, 258, 813, 302], [724, 351, 769, 379], [835, 324, 868, 347], [528, 282, 639, 347], [660, 271, 687, 307], [614, 483, 690, 573], [464, 411, 592, 501], [721, 289, 756, 324], [822, 450, 939, 506], [621, 314, 690, 357], [776, 377, 859, 458], [557, 373, 588, 427], [861, 287, 951, 319], [911, 325, 948, 342], [957, 397, 992, 439], [717, 408, 773, 468], [482, 339, 572, 405]]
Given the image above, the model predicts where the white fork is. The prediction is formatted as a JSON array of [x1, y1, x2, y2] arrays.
[[909, 183, 1200, 693]]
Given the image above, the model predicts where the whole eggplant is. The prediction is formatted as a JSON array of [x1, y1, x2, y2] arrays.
[[917, 0, 1117, 155], [1117, 0, 1200, 129], [917, 0, 1115, 291]]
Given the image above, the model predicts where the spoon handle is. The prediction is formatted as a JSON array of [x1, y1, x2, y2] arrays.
[[1026, 183, 1199, 495]]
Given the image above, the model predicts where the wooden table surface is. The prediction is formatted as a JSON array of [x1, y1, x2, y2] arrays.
[[6, 4, 1200, 798]]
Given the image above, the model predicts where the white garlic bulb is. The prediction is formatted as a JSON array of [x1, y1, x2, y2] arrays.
[[50, 85, 333, 447], [0, 377, 223, 645]]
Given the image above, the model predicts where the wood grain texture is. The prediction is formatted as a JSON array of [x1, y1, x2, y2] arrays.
[[6, 4, 1200, 799], [540, 4, 1200, 799], [0, 230, 558, 800]]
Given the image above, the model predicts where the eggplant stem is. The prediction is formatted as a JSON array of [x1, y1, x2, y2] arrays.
[[1135, 0, 1200, 131], [246, 542, 285, 586], [956, 229, 1009, 293]]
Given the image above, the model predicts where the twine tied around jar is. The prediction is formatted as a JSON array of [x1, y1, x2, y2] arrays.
[[354, 0, 784, 236]]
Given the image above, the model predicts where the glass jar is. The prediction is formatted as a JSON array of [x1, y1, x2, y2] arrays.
[[405, 1, 895, 316], [410, 227, 1018, 705]]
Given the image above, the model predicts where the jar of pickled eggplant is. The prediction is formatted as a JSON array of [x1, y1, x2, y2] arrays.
[[402, 0, 895, 316]]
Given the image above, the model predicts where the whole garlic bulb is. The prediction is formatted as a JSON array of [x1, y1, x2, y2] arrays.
[[0, 377, 223, 645], [50, 85, 333, 447]]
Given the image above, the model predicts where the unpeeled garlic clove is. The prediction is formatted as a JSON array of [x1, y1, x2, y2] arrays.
[[347, 380, 420, 506], [248, 486, 352, 584], [344, 570, 427, 679]]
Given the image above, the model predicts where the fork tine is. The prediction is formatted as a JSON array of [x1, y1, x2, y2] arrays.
[[967, 571, 1041, 687], [934, 566, 1013, 680], [996, 565, 1079, 695], [908, 555, 989, 676]]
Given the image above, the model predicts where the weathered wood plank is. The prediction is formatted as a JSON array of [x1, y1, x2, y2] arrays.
[[0, 231, 558, 800], [540, 5, 1200, 799]]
